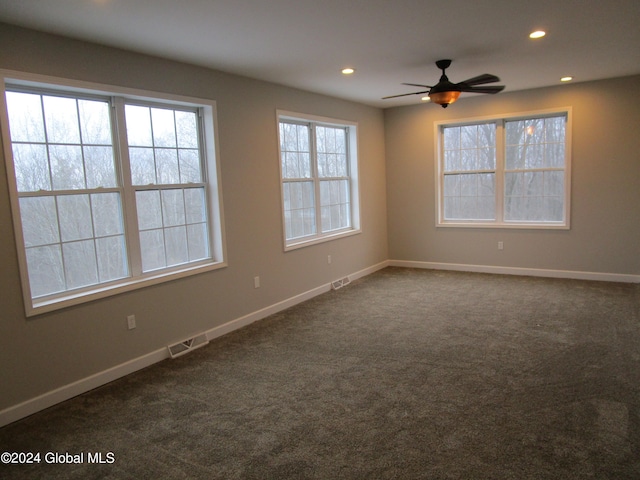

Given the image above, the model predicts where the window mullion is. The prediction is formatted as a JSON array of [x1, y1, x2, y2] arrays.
[[113, 96, 142, 277], [495, 120, 505, 223], [310, 123, 322, 235]]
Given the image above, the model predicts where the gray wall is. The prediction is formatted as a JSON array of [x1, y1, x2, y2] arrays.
[[385, 75, 640, 276], [0, 25, 388, 411]]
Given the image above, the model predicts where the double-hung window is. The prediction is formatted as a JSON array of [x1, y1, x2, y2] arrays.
[[277, 111, 360, 249], [1, 72, 225, 315], [436, 109, 571, 228]]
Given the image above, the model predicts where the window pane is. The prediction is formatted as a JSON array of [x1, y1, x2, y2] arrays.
[[320, 179, 350, 232], [460, 125, 477, 150], [477, 147, 495, 170], [92, 192, 124, 237], [544, 196, 564, 222], [544, 171, 564, 196], [125, 105, 153, 146], [460, 174, 478, 196], [179, 149, 202, 183], [506, 120, 525, 146], [151, 108, 177, 148], [505, 172, 524, 196], [156, 148, 180, 184], [545, 143, 565, 168], [444, 149, 460, 172], [63, 240, 99, 289], [78, 99, 112, 145], [136, 190, 162, 230], [165, 226, 188, 266], [506, 145, 525, 170], [5, 91, 46, 143], [187, 223, 208, 261], [175, 110, 199, 148], [545, 116, 565, 143], [525, 144, 545, 169], [444, 123, 495, 173], [299, 153, 312, 178], [280, 122, 311, 179], [162, 189, 185, 227], [283, 181, 315, 239], [140, 229, 166, 271], [130, 147, 156, 185], [184, 188, 206, 224], [58, 194, 93, 242], [19, 197, 60, 247], [96, 235, 128, 282], [443, 126, 460, 150], [26, 245, 65, 297], [316, 126, 347, 178], [12, 143, 51, 192], [443, 173, 495, 220], [43, 96, 81, 144], [84, 146, 117, 188], [127, 104, 201, 186], [49, 145, 85, 190]]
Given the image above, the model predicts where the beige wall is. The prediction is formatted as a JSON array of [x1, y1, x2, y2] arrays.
[[385, 75, 640, 276], [0, 25, 388, 412]]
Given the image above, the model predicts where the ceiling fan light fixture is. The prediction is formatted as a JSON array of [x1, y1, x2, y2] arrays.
[[428, 90, 461, 108]]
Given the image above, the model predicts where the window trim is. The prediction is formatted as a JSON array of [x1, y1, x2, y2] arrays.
[[0, 70, 227, 316], [276, 110, 361, 251], [434, 108, 572, 229]]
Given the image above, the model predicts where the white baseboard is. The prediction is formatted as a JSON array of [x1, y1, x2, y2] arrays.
[[204, 260, 389, 343], [388, 260, 640, 283], [0, 347, 168, 428], [0, 260, 389, 428]]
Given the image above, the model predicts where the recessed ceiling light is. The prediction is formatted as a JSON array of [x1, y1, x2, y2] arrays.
[[529, 30, 546, 39], [560, 76, 573, 82], [421, 96, 431, 102], [341, 68, 355, 75]]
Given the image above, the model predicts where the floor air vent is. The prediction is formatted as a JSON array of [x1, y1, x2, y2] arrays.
[[168, 333, 209, 359], [331, 276, 351, 290]]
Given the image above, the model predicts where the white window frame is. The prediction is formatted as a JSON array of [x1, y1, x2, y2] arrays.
[[0, 70, 226, 316], [277, 110, 361, 250], [435, 108, 572, 229]]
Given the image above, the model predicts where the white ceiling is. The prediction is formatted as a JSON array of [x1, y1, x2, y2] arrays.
[[1, 0, 639, 108]]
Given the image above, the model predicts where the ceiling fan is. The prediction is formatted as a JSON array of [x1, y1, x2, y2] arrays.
[[383, 59, 505, 108]]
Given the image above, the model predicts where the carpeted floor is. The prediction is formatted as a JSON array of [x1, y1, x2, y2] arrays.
[[1, 267, 639, 479]]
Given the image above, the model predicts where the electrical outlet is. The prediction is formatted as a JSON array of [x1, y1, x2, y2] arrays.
[[328, 255, 332, 264], [254, 276, 260, 288], [498, 241, 504, 250], [127, 314, 136, 330]]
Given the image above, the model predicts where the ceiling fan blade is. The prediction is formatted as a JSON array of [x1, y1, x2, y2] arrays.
[[458, 85, 505, 94], [402, 82, 433, 88], [382, 90, 430, 99], [458, 74, 500, 86]]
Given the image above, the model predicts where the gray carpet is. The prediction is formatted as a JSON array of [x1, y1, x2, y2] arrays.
[[1, 267, 639, 479]]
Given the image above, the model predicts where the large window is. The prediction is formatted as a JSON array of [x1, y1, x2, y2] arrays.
[[436, 109, 571, 228], [1, 72, 225, 315], [277, 111, 360, 249]]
